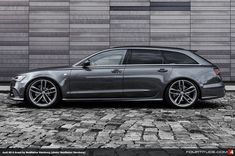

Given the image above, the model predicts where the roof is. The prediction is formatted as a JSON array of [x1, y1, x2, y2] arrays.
[[111, 46, 187, 51]]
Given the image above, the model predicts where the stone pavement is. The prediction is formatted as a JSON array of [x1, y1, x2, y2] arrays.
[[0, 93, 234, 149]]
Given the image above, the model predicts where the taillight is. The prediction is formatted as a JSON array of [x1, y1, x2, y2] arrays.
[[214, 67, 221, 75]]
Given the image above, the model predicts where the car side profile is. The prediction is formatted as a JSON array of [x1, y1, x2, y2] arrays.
[[9, 46, 225, 108]]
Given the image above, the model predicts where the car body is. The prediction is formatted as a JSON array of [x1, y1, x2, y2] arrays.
[[9, 46, 225, 108]]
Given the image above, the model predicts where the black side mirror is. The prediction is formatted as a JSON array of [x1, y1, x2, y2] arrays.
[[83, 60, 91, 67]]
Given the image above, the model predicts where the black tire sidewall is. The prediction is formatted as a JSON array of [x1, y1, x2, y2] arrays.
[[25, 78, 61, 108]]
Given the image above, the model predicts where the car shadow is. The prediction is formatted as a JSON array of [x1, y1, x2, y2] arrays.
[[11, 100, 224, 109]]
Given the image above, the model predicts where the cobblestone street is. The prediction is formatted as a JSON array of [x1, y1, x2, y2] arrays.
[[0, 93, 234, 149]]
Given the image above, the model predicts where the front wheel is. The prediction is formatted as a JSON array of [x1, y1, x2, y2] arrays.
[[165, 79, 199, 108], [26, 78, 60, 108]]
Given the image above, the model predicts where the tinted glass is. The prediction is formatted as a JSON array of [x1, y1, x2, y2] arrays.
[[89, 50, 126, 65], [163, 51, 198, 64], [127, 49, 163, 64]]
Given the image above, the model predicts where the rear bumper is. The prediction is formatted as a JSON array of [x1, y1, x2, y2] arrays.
[[201, 82, 225, 100]]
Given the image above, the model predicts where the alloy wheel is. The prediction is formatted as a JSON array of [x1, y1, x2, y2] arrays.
[[168, 80, 198, 107], [28, 79, 58, 107]]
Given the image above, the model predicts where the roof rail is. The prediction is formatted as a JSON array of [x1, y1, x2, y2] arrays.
[[111, 46, 187, 51]]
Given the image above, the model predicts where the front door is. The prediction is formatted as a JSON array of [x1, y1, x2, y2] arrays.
[[69, 49, 127, 98]]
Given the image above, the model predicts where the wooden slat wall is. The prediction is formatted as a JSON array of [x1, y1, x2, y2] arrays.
[[0, 0, 29, 81], [231, 0, 235, 80], [70, 0, 110, 64], [191, 0, 231, 81], [110, 0, 150, 47], [29, 0, 70, 69], [150, 0, 191, 49], [0, 0, 235, 81]]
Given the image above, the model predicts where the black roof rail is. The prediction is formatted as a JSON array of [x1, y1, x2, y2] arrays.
[[111, 46, 188, 51]]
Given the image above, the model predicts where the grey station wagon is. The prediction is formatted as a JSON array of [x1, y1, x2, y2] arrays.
[[9, 46, 225, 108]]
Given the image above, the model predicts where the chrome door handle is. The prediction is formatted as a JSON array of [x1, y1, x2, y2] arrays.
[[111, 69, 122, 74], [158, 69, 168, 73]]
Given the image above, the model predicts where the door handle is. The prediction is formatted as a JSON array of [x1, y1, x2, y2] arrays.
[[158, 69, 168, 73], [111, 69, 122, 74]]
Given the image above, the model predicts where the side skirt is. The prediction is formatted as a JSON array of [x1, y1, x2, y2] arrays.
[[62, 98, 163, 102]]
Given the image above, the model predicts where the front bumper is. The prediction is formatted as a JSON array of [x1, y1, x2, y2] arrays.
[[8, 80, 26, 101], [201, 82, 225, 100]]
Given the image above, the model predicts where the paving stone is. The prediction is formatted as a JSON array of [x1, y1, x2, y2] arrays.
[[143, 134, 158, 142], [158, 130, 174, 140], [96, 131, 110, 143], [0, 93, 234, 149], [129, 124, 143, 131], [100, 114, 116, 121], [119, 120, 136, 130], [145, 128, 158, 133], [123, 131, 142, 141], [190, 133, 208, 140], [70, 142, 89, 148], [61, 124, 74, 129], [75, 128, 88, 133], [101, 142, 121, 148], [81, 132, 97, 142], [111, 135, 122, 141], [88, 143, 104, 148]]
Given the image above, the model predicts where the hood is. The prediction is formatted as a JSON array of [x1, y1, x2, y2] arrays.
[[29, 66, 71, 72]]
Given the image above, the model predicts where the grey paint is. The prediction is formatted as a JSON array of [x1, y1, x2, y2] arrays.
[[0, 0, 234, 81], [9, 47, 225, 103]]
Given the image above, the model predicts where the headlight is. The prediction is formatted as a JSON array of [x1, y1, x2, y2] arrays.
[[14, 75, 26, 82]]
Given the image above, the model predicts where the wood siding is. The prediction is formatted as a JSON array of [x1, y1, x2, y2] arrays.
[[0, 0, 234, 81]]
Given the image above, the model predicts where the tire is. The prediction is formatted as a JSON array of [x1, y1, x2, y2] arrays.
[[165, 79, 199, 108], [26, 78, 61, 108]]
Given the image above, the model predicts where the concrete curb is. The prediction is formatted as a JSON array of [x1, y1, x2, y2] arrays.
[[0, 86, 10, 93]]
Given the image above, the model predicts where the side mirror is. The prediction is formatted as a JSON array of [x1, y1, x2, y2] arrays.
[[83, 60, 91, 67]]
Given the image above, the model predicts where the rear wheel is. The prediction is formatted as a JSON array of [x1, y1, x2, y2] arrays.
[[165, 79, 199, 108], [26, 78, 60, 108]]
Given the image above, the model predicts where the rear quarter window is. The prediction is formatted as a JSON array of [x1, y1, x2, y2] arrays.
[[163, 51, 198, 64]]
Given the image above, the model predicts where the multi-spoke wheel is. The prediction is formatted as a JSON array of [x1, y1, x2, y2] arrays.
[[26, 78, 60, 108], [165, 79, 199, 108]]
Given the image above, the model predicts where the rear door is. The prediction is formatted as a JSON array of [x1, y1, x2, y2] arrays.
[[123, 49, 172, 98]]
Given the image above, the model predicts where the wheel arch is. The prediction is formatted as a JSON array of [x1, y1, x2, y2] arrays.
[[24, 76, 63, 101], [163, 77, 202, 100]]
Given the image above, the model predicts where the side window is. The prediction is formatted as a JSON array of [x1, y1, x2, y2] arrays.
[[163, 51, 198, 64], [89, 50, 126, 66], [126, 49, 163, 64]]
